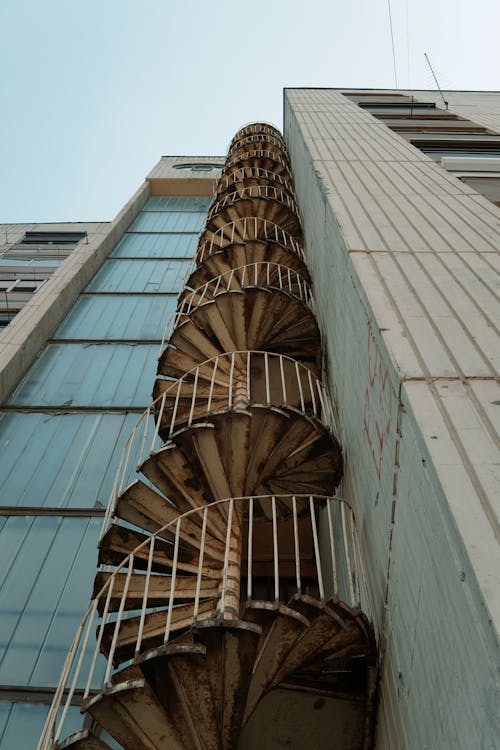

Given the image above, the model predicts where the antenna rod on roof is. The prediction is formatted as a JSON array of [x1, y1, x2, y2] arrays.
[[424, 53, 448, 109]]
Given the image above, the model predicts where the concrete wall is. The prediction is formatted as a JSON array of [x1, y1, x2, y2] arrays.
[[284, 89, 499, 750]]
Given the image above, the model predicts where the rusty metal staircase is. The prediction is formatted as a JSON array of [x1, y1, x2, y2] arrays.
[[39, 123, 377, 750]]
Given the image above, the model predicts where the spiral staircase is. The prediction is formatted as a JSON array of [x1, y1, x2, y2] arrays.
[[39, 123, 378, 750]]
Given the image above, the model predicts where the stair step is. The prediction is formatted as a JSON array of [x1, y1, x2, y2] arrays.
[[167, 648, 222, 750], [268, 599, 347, 687], [145, 410, 341, 522], [140, 442, 228, 543], [94, 571, 220, 611], [100, 598, 217, 665], [248, 411, 342, 506], [243, 602, 310, 723], [84, 679, 191, 750], [56, 729, 113, 750], [137, 643, 209, 750], [159, 290, 320, 379], [114, 480, 225, 560], [206, 198, 301, 238], [196, 620, 262, 750], [191, 241, 309, 289], [98, 524, 221, 577]]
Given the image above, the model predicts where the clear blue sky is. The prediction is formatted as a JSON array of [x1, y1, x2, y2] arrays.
[[1, 0, 499, 223]]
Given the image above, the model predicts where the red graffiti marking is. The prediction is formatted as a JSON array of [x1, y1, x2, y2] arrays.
[[363, 324, 393, 480]]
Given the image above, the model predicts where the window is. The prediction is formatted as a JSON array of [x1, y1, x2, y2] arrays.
[[16, 231, 86, 246], [173, 163, 224, 171]]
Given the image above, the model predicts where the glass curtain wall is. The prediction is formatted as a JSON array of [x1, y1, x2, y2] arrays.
[[0, 195, 209, 747]]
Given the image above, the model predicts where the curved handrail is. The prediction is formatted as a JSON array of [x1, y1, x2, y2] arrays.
[[228, 134, 290, 160], [214, 167, 295, 199], [154, 350, 332, 434], [175, 262, 313, 324], [229, 122, 285, 147], [207, 185, 300, 223], [38, 493, 369, 750], [195, 218, 305, 265], [223, 149, 292, 176], [102, 350, 335, 533]]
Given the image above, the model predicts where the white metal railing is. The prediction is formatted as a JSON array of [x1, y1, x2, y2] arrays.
[[230, 123, 285, 148], [101, 351, 334, 534], [38, 494, 369, 750], [214, 168, 295, 199], [223, 149, 291, 176], [229, 133, 289, 157], [195, 218, 305, 265], [175, 262, 313, 325], [155, 350, 332, 436], [207, 186, 299, 223]]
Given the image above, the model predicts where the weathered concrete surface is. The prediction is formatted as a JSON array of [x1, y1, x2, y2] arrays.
[[0, 183, 149, 404], [285, 88, 500, 750], [147, 155, 224, 196]]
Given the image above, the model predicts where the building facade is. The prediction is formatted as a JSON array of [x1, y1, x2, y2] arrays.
[[0, 90, 498, 749]]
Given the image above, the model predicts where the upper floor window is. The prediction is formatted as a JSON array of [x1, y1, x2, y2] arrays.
[[173, 163, 223, 171], [16, 231, 86, 246]]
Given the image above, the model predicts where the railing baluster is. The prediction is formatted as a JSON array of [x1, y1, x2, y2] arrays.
[[246, 351, 251, 401], [228, 352, 235, 408], [341, 503, 355, 606], [307, 368, 317, 416], [85, 577, 114, 699], [220, 498, 234, 617], [168, 382, 180, 437], [263, 351, 271, 404], [327, 498, 338, 599], [105, 556, 134, 686], [295, 361, 305, 412], [188, 367, 199, 427], [247, 497, 254, 603], [152, 390, 167, 445], [310, 497, 324, 601], [54, 602, 97, 742], [292, 496, 301, 596], [272, 496, 279, 604], [316, 380, 327, 423], [279, 355, 287, 404], [165, 518, 181, 643], [118, 430, 134, 494], [194, 507, 208, 621], [349, 510, 360, 607], [207, 356, 218, 413], [136, 537, 155, 656], [138, 407, 150, 469]]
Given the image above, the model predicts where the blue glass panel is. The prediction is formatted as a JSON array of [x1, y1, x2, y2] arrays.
[[8, 343, 158, 407], [111, 233, 197, 258], [129, 212, 205, 232], [0, 411, 155, 508], [0, 702, 82, 749], [86, 260, 190, 293], [55, 295, 176, 341], [144, 196, 211, 212], [0, 516, 101, 687]]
